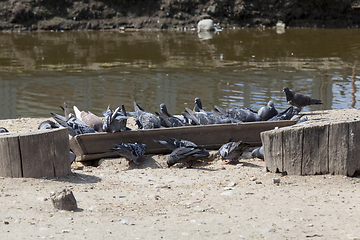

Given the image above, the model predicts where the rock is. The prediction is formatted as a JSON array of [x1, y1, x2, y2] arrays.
[[50, 189, 77, 211], [197, 19, 215, 31], [273, 178, 281, 184]]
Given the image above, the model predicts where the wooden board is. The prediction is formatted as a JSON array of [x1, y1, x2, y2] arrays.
[[261, 119, 360, 176], [0, 128, 70, 178], [70, 120, 297, 161], [0, 133, 22, 177]]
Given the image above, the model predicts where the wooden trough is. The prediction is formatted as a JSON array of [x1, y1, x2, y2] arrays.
[[70, 120, 297, 161], [0, 128, 71, 178], [261, 118, 360, 176]]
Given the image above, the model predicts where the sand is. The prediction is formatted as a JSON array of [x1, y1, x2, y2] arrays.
[[0, 113, 359, 240]]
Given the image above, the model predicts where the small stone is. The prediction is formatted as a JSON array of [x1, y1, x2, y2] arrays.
[[250, 177, 257, 181], [217, 166, 226, 170], [227, 182, 236, 187], [273, 178, 281, 184], [62, 229, 70, 233], [4, 221, 9, 225], [221, 191, 234, 196], [154, 195, 161, 200], [50, 189, 77, 211], [255, 181, 262, 184]]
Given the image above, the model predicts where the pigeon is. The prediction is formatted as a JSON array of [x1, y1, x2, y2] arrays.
[[133, 102, 161, 129], [184, 107, 233, 125], [73, 106, 104, 132], [258, 100, 278, 121], [50, 112, 97, 137], [0, 127, 9, 133], [283, 87, 323, 110], [70, 151, 76, 164], [156, 103, 189, 128], [214, 105, 261, 122], [153, 138, 198, 150], [193, 97, 205, 112], [167, 147, 209, 167], [251, 146, 264, 160], [38, 120, 62, 130], [267, 106, 300, 121], [218, 141, 250, 165], [112, 143, 147, 165], [102, 105, 129, 133]]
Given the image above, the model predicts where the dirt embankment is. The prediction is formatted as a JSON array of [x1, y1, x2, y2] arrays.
[[0, 0, 359, 31]]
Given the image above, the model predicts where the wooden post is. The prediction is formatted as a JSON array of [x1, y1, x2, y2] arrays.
[[0, 128, 70, 178], [262, 119, 360, 176], [0, 133, 22, 177]]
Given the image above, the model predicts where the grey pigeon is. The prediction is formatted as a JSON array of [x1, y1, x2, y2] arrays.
[[267, 106, 300, 121], [251, 146, 264, 160], [102, 105, 129, 133], [133, 102, 161, 129], [158, 103, 189, 127], [167, 147, 209, 167], [184, 107, 233, 125], [214, 105, 261, 122], [51, 112, 97, 137], [112, 143, 146, 165], [38, 120, 62, 130], [0, 127, 9, 133], [258, 100, 278, 121], [193, 97, 205, 112], [70, 151, 76, 164], [283, 87, 323, 110], [218, 141, 250, 165], [153, 138, 198, 150], [74, 105, 104, 132]]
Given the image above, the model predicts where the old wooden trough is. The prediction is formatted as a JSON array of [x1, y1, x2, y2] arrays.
[[261, 117, 360, 176], [0, 128, 71, 178], [70, 120, 296, 161]]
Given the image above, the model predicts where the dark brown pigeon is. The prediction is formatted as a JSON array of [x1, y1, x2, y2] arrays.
[[283, 87, 322, 110]]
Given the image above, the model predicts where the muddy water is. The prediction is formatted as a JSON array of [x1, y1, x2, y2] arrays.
[[0, 28, 359, 119]]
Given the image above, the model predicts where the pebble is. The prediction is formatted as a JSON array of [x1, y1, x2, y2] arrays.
[[255, 180, 262, 184], [62, 229, 70, 233], [250, 177, 257, 181], [221, 191, 234, 196], [273, 178, 281, 184], [228, 182, 236, 187], [50, 189, 77, 211]]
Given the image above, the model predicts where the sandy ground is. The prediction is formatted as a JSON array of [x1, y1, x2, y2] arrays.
[[0, 112, 359, 240]]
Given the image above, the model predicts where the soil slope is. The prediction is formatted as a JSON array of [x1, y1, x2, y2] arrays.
[[0, 0, 360, 31]]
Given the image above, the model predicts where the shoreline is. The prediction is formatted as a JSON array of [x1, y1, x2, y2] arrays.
[[0, 1, 359, 32]]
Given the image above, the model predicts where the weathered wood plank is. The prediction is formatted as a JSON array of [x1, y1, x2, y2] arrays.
[[302, 124, 329, 175], [0, 133, 22, 177], [347, 120, 360, 176], [328, 122, 349, 175], [71, 120, 296, 161], [261, 128, 283, 173], [19, 128, 70, 178], [283, 126, 303, 175]]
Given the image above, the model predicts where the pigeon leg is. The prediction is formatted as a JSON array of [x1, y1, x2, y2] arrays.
[[222, 160, 239, 165]]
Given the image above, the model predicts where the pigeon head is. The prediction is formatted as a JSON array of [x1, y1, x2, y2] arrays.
[[282, 87, 289, 93], [194, 97, 202, 109], [268, 100, 275, 108], [160, 103, 168, 113]]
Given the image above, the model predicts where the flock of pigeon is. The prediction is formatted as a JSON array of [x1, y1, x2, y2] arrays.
[[0, 87, 323, 166]]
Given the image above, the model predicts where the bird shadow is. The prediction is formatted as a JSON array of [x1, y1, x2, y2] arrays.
[[238, 161, 263, 168], [121, 155, 167, 170], [52, 172, 102, 184]]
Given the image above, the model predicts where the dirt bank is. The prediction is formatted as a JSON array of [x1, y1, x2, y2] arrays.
[[0, 0, 360, 31]]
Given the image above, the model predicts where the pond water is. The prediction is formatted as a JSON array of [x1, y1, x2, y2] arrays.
[[0, 28, 359, 120]]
